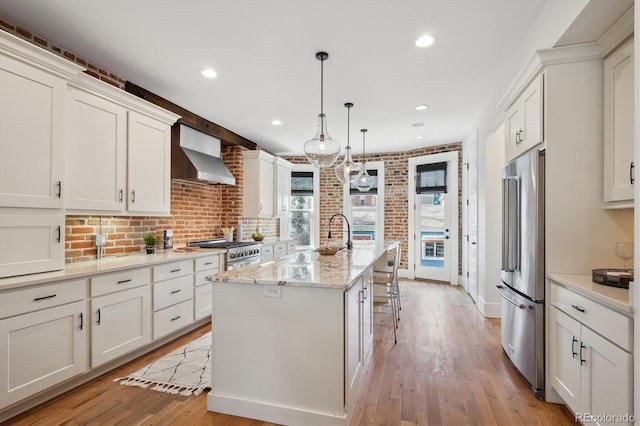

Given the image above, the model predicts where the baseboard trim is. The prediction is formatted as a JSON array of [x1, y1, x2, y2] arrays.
[[478, 297, 501, 318], [207, 393, 347, 426]]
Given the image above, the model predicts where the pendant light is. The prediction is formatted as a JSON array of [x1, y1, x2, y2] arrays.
[[304, 52, 341, 168], [335, 102, 361, 183], [355, 129, 374, 192]]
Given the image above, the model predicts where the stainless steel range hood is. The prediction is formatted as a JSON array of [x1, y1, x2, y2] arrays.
[[172, 124, 235, 185]]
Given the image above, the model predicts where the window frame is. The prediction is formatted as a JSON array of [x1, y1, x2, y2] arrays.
[[289, 164, 320, 249], [343, 160, 385, 243]]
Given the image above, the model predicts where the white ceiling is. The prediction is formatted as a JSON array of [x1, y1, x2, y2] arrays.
[[0, 0, 627, 156]]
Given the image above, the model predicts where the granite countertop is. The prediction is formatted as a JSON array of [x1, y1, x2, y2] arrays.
[[0, 248, 226, 291], [547, 272, 633, 314], [208, 240, 400, 290]]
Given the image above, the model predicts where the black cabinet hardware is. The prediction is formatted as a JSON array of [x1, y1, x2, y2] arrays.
[[34, 294, 56, 301]]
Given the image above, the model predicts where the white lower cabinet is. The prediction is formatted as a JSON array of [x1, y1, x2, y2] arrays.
[[344, 272, 374, 409], [152, 260, 194, 339], [0, 281, 87, 410], [90, 267, 152, 367], [194, 254, 221, 320], [549, 282, 633, 424]]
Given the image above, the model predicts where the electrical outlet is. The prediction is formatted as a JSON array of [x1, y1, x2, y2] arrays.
[[95, 234, 106, 246], [263, 286, 281, 298]]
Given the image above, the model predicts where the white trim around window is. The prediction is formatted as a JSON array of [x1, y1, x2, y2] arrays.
[[343, 160, 385, 243]]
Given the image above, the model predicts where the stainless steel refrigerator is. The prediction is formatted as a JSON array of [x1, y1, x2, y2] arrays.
[[495, 149, 545, 399]]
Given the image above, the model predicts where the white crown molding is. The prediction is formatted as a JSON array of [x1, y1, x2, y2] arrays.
[[0, 29, 84, 79], [69, 73, 180, 124], [597, 5, 634, 58], [498, 42, 602, 111]]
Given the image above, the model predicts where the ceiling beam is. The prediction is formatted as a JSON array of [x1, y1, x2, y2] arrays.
[[124, 81, 258, 150]]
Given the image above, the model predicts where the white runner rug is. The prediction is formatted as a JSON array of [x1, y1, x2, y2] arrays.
[[115, 331, 211, 397]]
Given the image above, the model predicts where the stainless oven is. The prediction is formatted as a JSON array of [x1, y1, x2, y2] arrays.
[[187, 239, 261, 270]]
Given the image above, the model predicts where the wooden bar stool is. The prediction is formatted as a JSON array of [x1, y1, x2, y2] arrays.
[[373, 245, 401, 343]]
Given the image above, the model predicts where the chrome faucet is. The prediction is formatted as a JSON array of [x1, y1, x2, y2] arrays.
[[328, 213, 353, 250]]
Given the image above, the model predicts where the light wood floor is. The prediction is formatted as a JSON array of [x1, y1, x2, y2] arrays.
[[5, 280, 576, 426]]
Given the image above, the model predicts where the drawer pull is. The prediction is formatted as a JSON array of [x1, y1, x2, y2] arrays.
[[170, 269, 181, 273], [571, 304, 585, 313], [117, 279, 132, 284], [170, 289, 182, 294], [571, 336, 578, 358], [79, 312, 84, 330], [204, 262, 213, 266], [34, 294, 57, 301], [171, 315, 182, 322]]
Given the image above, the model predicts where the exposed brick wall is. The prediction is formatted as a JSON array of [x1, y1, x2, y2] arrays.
[[286, 142, 463, 275], [0, 22, 124, 88]]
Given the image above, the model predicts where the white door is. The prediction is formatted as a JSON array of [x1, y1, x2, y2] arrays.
[[410, 153, 459, 283], [415, 190, 451, 282]]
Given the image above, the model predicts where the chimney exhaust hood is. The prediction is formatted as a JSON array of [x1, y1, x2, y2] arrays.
[[172, 124, 236, 185]]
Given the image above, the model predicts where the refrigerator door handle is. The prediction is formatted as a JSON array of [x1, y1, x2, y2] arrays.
[[501, 177, 520, 272], [495, 284, 529, 310]]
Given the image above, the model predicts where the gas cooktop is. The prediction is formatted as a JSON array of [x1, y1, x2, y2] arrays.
[[187, 240, 258, 249]]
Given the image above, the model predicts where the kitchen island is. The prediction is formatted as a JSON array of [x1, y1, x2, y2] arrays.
[[206, 240, 399, 426]]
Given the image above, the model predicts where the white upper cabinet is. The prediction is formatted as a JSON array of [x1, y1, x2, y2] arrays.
[[0, 56, 67, 208], [243, 151, 293, 218], [66, 85, 127, 212], [274, 157, 293, 216], [65, 74, 178, 215], [243, 150, 275, 217], [603, 38, 634, 206], [505, 73, 544, 162], [127, 111, 172, 214]]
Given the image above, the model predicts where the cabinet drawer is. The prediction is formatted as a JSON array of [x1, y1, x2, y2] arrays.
[[153, 299, 193, 339], [274, 242, 287, 258], [287, 241, 296, 253], [153, 259, 193, 282], [550, 283, 632, 351], [195, 270, 216, 287], [262, 245, 274, 262], [0, 279, 87, 319], [195, 254, 221, 272], [153, 274, 193, 311], [91, 268, 150, 297]]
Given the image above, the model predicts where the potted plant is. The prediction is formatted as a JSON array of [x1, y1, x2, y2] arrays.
[[142, 232, 158, 254]]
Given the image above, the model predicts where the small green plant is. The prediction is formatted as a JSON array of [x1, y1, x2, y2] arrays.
[[142, 232, 157, 247]]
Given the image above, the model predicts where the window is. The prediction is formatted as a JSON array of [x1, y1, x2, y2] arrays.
[[416, 162, 447, 193], [349, 170, 378, 240], [289, 171, 315, 247]]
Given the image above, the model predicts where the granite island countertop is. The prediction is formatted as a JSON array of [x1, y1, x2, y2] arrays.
[[208, 240, 400, 290]]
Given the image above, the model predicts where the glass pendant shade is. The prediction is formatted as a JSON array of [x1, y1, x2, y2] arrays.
[[304, 114, 341, 167], [335, 102, 361, 183], [335, 145, 361, 183], [304, 51, 341, 168], [355, 128, 374, 192]]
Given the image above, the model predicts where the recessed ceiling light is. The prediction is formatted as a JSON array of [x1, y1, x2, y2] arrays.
[[270, 119, 282, 126], [415, 105, 429, 111], [415, 35, 435, 48], [412, 122, 425, 127], [201, 68, 217, 78], [416, 135, 425, 140]]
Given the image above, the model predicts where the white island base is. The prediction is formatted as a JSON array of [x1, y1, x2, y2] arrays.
[[207, 242, 395, 425]]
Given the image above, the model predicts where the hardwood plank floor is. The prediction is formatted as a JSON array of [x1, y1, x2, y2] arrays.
[[5, 280, 576, 426]]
